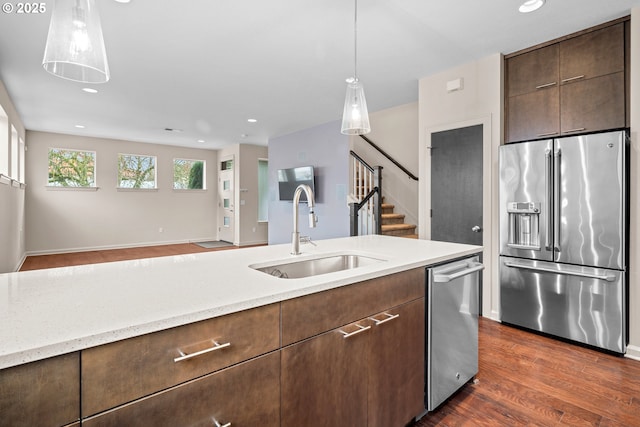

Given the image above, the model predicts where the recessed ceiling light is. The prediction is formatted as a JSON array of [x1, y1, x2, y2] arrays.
[[82, 88, 98, 94], [197, 139, 205, 143], [240, 134, 248, 138], [519, 0, 545, 13], [247, 119, 257, 123], [75, 125, 86, 129], [114, 0, 131, 3]]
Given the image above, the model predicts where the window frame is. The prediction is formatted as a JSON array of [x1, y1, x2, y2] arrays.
[[47, 147, 97, 189], [172, 158, 206, 190], [257, 158, 268, 222], [0, 105, 9, 180], [117, 153, 157, 190]]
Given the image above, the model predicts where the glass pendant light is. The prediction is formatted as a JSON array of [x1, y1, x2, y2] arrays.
[[42, 0, 110, 83], [341, 0, 370, 135]]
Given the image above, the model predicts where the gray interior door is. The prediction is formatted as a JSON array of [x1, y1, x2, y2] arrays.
[[431, 125, 483, 246]]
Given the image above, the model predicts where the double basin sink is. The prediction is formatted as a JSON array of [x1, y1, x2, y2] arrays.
[[250, 253, 385, 279]]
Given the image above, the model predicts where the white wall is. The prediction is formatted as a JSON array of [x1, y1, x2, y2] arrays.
[[238, 144, 269, 246], [351, 102, 419, 228], [0, 80, 26, 272], [418, 54, 503, 320], [268, 121, 350, 245], [25, 131, 218, 254], [627, 8, 640, 360], [218, 143, 269, 246]]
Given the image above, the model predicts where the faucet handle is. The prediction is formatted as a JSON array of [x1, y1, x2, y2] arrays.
[[300, 235, 316, 246]]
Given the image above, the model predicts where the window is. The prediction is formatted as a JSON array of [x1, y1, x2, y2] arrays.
[[221, 159, 233, 171], [258, 159, 268, 222], [173, 158, 205, 190], [10, 125, 18, 180], [48, 148, 96, 187], [0, 105, 8, 177], [118, 154, 156, 189], [19, 137, 25, 183]]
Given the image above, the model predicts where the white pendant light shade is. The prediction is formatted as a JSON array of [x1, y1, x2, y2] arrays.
[[42, 0, 110, 83], [341, 0, 370, 135], [341, 78, 370, 135]]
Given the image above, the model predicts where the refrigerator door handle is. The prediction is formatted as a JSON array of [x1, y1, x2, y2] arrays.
[[545, 149, 553, 251], [504, 261, 616, 282], [433, 262, 484, 283], [553, 148, 561, 252]]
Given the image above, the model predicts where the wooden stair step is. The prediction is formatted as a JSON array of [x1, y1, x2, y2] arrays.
[[381, 213, 406, 225], [381, 203, 395, 215], [381, 223, 417, 237], [381, 223, 416, 231], [381, 213, 404, 219]]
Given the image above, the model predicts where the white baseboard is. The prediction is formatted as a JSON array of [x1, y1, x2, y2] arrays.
[[238, 239, 268, 247], [487, 310, 500, 322], [14, 254, 27, 272], [625, 344, 640, 361], [25, 237, 218, 257]]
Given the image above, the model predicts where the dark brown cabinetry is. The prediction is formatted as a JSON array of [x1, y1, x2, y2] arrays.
[[3, 267, 429, 426], [82, 351, 280, 427], [506, 20, 627, 143], [281, 319, 370, 427], [0, 352, 79, 427], [280, 269, 425, 427], [81, 303, 280, 417], [368, 298, 425, 427]]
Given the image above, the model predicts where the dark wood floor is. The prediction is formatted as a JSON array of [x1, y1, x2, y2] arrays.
[[19, 242, 248, 271], [19, 245, 640, 426], [417, 318, 640, 427]]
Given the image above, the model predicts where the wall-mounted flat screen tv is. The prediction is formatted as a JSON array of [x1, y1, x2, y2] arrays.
[[278, 166, 315, 202]]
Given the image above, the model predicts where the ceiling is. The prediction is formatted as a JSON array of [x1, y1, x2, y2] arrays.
[[1, 0, 639, 150]]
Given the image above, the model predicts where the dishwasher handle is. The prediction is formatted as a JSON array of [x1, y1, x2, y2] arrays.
[[433, 262, 484, 283]]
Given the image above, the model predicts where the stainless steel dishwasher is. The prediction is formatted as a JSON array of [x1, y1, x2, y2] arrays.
[[426, 255, 483, 411]]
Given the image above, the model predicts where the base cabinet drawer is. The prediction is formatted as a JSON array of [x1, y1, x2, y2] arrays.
[[82, 303, 280, 416], [82, 351, 280, 427], [281, 298, 425, 427], [282, 268, 424, 345], [0, 352, 79, 427]]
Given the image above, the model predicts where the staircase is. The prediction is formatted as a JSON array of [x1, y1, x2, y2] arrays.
[[381, 202, 418, 239], [350, 150, 418, 239]]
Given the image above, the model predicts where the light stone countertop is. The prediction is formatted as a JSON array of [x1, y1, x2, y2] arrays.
[[0, 235, 481, 370]]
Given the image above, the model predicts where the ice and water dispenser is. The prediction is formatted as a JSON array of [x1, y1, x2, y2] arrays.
[[506, 202, 541, 250]]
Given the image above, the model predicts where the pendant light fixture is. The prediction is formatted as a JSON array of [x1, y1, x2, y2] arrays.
[[341, 0, 370, 135], [42, 0, 110, 83]]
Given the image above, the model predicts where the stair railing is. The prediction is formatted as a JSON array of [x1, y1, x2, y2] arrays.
[[359, 135, 418, 181], [349, 151, 382, 236]]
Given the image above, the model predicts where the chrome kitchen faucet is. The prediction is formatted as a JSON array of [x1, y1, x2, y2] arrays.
[[291, 184, 317, 255]]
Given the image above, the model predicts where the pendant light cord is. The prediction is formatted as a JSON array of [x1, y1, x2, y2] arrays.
[[354, 0, 358, 81]]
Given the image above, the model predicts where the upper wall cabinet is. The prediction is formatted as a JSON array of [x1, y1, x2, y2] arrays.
[[506, 20, 627, 143]]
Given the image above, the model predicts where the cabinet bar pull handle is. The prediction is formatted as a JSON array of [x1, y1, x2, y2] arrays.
[[369, 313, 400, 326], [561, 75, 585, 83], [537, 131, 558, 137], [535, 82, 557, 89], [564, 128, 586, 133], [174, 340, 231, 363], [339, 324, 371, 339]]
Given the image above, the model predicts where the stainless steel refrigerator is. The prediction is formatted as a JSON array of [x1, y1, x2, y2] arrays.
[[499, 130, 628, 354]]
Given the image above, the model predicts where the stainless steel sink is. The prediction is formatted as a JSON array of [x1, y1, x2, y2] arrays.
[[250, 254, 384, 279]]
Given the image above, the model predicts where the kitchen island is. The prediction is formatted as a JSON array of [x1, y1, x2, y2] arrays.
[[0, 235, 481, 426]]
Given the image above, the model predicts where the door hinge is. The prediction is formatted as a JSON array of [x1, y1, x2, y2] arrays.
[[430, 209, 433, 218]]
